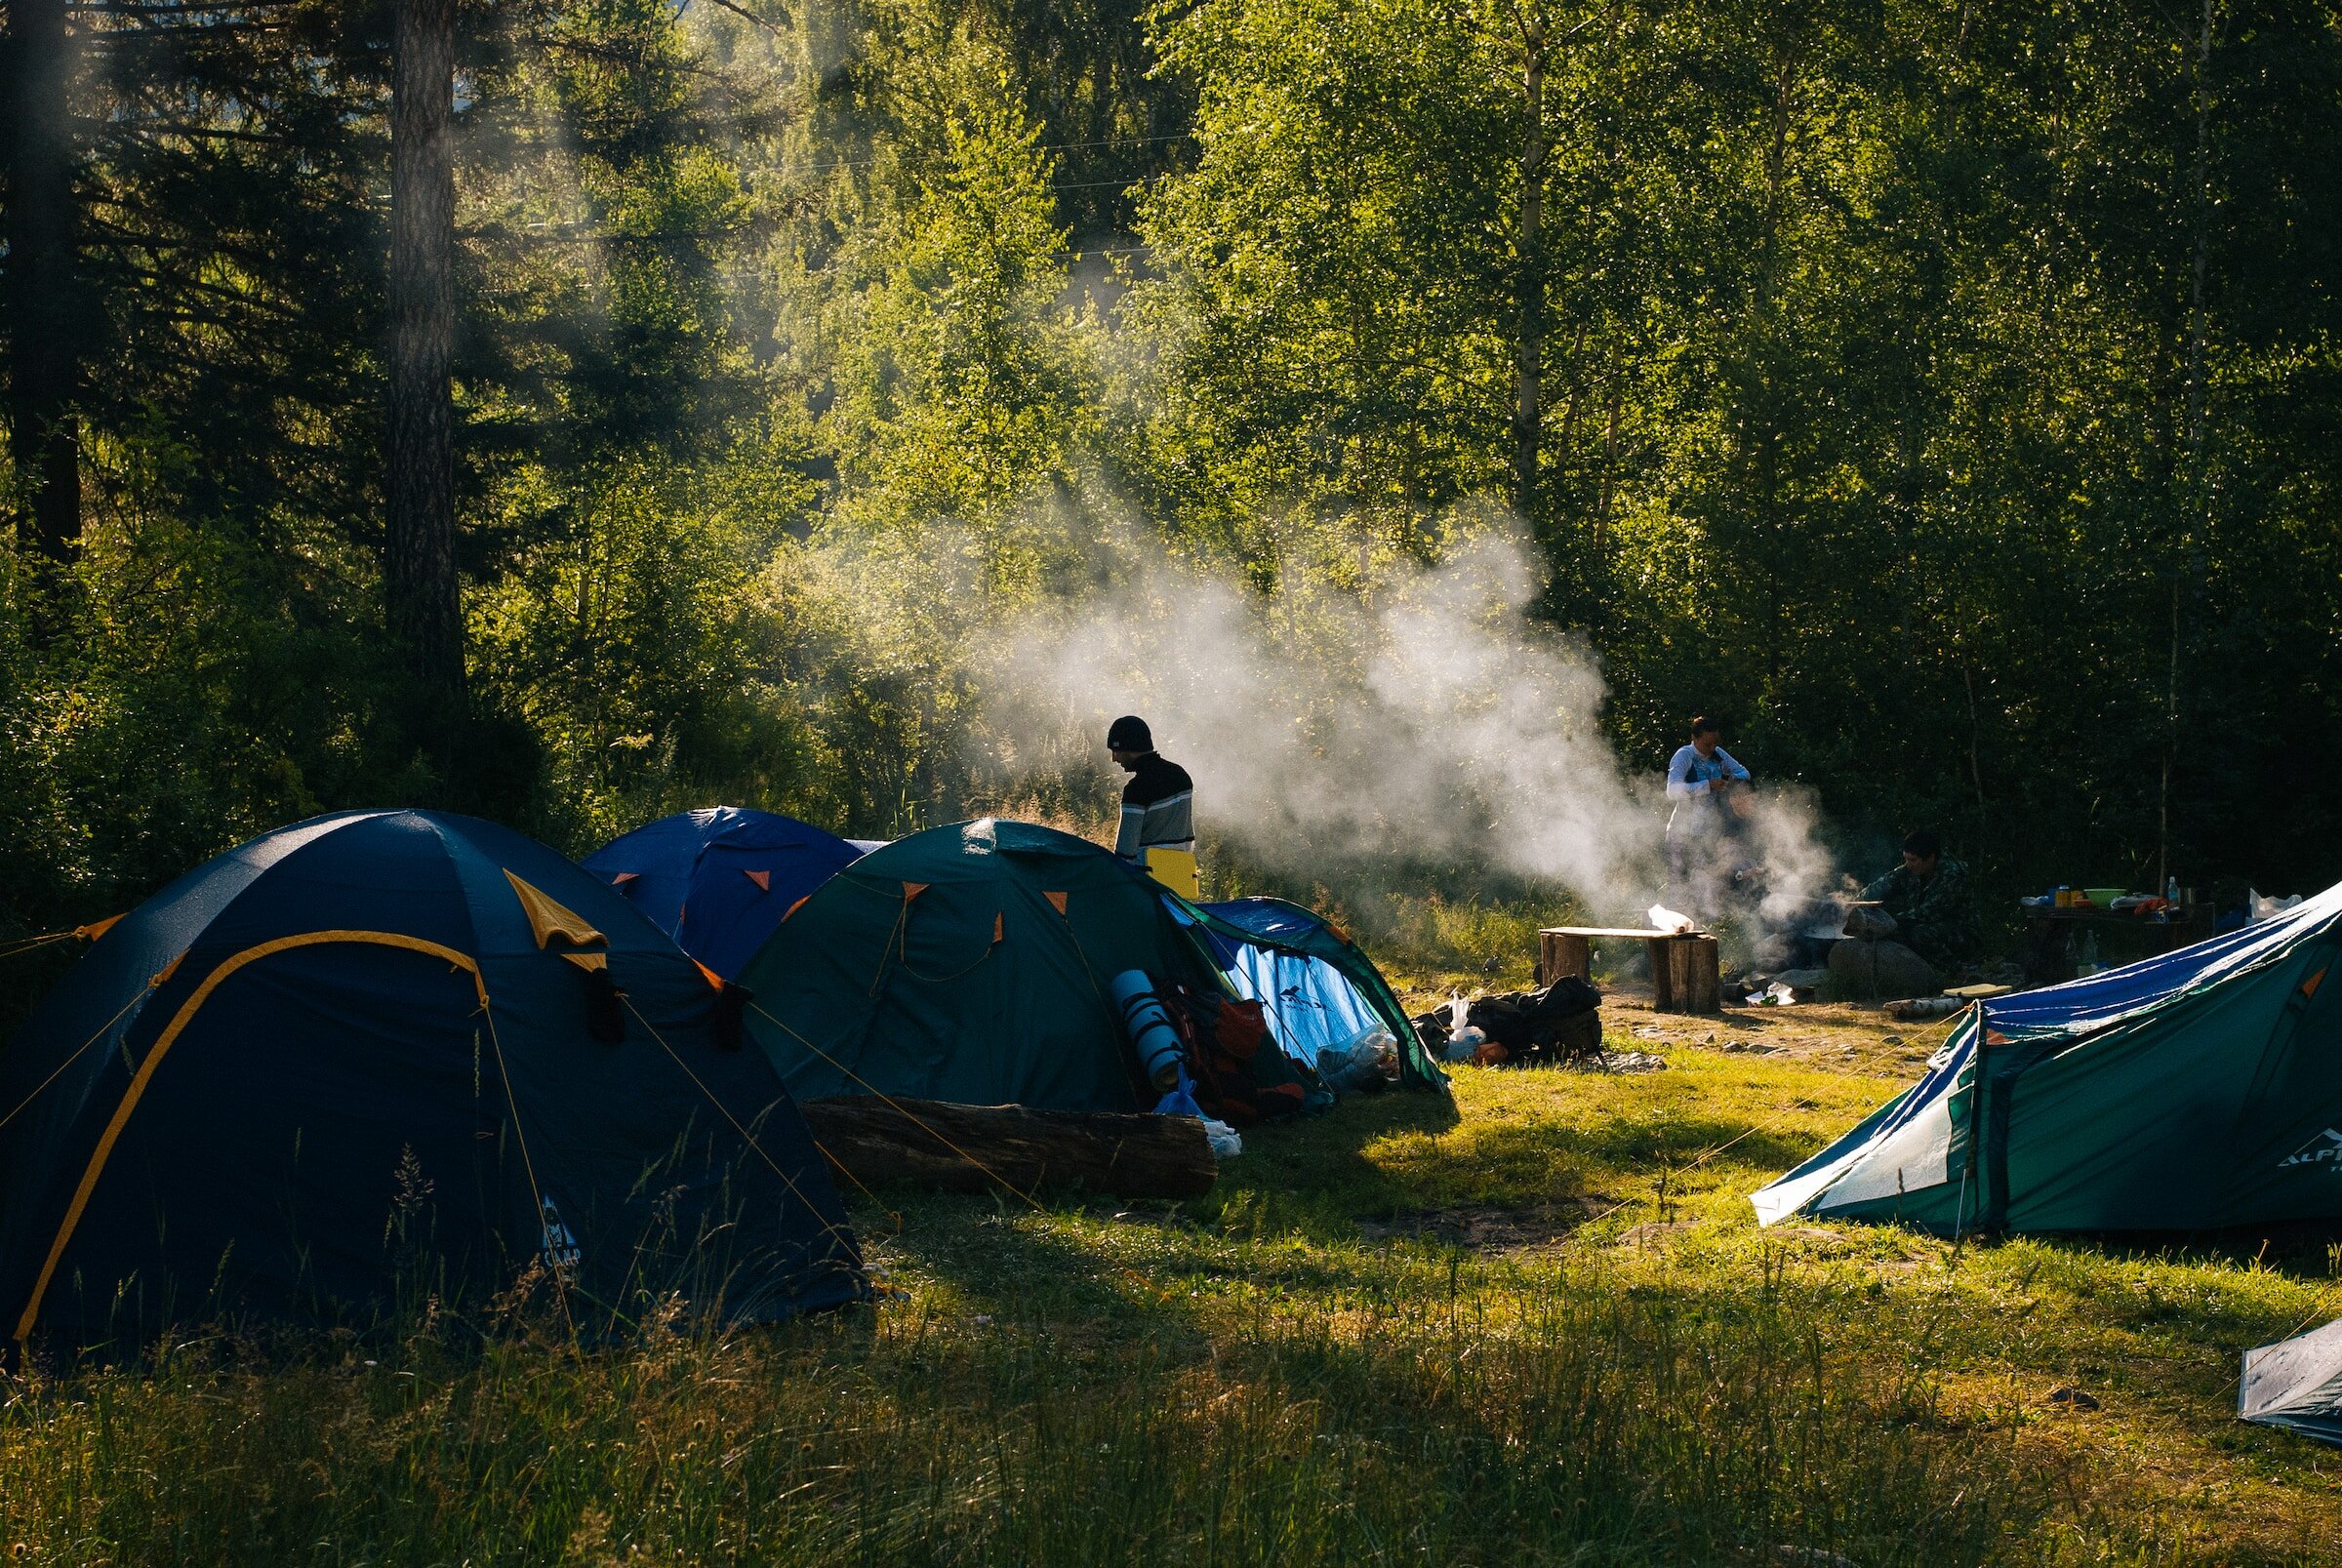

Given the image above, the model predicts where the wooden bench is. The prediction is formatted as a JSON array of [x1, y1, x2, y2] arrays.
[[1537, 927, 1721, 1015]]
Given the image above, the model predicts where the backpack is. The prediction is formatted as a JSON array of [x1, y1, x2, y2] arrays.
[[1167, 985, 1312, 1125]]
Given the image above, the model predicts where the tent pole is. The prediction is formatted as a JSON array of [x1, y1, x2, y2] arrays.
[[1955, 1001, 1985, 1245]]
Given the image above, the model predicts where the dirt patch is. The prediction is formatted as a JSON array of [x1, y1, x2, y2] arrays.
[[1357, 1198, 1618, 1253]]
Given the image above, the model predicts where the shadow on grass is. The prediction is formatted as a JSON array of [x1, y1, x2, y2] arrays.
[[1216, 1102, 1822, 1236], [811, 1186, 2067, 1568]]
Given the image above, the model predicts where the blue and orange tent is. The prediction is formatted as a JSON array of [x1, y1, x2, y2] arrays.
[[0, 810, 865, 1359], [734, 820, 1441, 1114], [584, 808, 863, 981]]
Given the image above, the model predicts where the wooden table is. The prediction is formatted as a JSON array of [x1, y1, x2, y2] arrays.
[[1538, 926, 1721, 1015], [2021, 905, 2211, 984]]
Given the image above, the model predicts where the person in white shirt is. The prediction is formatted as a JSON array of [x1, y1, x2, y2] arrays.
[[1665, 715, 1752, 895]]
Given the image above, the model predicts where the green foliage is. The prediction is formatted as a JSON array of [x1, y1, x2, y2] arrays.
[[3, 0, 2341, 932]]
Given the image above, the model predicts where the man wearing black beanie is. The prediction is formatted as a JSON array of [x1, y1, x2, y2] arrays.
[[1107, 715, 1196, 898]]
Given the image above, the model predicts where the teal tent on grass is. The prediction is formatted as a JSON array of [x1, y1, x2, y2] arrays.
[[0, 810, 866, 1360], [735, 819, 1440, 1115], [1754, 879, 2342, 1234]]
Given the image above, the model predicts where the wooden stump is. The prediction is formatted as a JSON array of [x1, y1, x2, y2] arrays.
[[798, 1095, 1218, 1199], [1537, 930, 1592, 987], [1651, 935, 1720, 1015]]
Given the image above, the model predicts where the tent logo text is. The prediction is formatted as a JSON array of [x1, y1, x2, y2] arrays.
[[2279, 1129, 2342, 1170]]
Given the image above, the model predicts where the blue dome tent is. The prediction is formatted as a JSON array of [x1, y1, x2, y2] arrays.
[[0, 810, 866, 1360], [584, 808, 863, 981]]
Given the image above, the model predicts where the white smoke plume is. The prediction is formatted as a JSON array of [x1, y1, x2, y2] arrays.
[[983, 525, 1841, 940]]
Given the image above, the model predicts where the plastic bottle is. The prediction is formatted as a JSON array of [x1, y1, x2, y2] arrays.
[[2077, 931, 2100, 977]]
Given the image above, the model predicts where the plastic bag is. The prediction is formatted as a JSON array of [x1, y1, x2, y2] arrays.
[[2249, 888, 2303, 924], [1648, 904, 1695, 935], [1442, 1025, 1487, 1064], [1201, 1118, 1243, 1160], [1316, 1025, 1396, 1093]]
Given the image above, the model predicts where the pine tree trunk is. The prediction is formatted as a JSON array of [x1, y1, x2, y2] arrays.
[[5, 0, 83, 568], [1512, 37, 1546, 522], [387, 0, 464, 695]]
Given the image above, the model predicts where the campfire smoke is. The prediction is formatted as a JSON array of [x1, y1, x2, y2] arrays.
[[980, 521, 1845, 960]]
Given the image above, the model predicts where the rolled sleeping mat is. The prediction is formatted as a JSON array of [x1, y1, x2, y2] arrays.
[[1110, 969, 1185, 1089]]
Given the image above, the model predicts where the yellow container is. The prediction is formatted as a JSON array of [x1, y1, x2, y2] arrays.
[[1144, 846, 1200, 901]]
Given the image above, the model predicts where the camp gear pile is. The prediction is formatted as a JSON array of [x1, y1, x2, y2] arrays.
[[1413, 980, 1604, 1067]]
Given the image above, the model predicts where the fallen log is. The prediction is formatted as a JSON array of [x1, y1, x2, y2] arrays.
[[797, 1095, 1218, 1199]]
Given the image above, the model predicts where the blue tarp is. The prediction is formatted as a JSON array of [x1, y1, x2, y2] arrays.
[[585, 808, 863, 981]]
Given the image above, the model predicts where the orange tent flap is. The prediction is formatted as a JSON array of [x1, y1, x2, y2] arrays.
[[2306, 966, 2328, 1000], [744, 869, 771, 893], [560, 951, 610, 973], [694, 959, 725, 990], [609, 871, 640, 886], [1044, 891, 1069, 915], [992, 910, 1004, 944], [502, 869, 607, 950], [74, 913, 124, 943], [784, 895, 810, 921], [902, 882, 929, 902]]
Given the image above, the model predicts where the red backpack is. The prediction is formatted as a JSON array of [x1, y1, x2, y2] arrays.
[[1170, 985, 1309, 1126]]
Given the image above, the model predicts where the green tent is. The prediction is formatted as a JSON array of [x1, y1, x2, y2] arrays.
[[736, 819, 1437, 1114], [1755, 881, 2342, 1234]]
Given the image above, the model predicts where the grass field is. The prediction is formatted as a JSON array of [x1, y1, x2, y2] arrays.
[[7, 981, 2342, 1563]]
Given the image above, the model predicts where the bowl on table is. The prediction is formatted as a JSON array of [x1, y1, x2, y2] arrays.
[[2083, 887, 2128, 908]]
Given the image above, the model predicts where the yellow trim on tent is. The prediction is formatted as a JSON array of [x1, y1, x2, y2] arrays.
[[12, 930, 487, 1347], [502, 869, 605, 950]]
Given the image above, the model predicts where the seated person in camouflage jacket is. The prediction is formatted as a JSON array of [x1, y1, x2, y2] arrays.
[[1856, 828, 1980, 970]]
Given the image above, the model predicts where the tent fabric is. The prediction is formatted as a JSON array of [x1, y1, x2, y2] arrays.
[[736, 820, 1334, 1115], [1754, 880, 2342, 1234], [1188, 898, 1444, 1090], [2241, 1318, 2342, 1446], [0, 810, 865, 1359], [583, 808, 863, 981], [1219, 942, 1380, 1061]]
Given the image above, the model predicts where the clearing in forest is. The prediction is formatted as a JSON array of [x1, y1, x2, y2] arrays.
[[4, 986, 2341, 1564]]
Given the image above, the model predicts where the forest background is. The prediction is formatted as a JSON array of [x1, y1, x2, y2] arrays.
[[2, 0, 2339, 974]]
